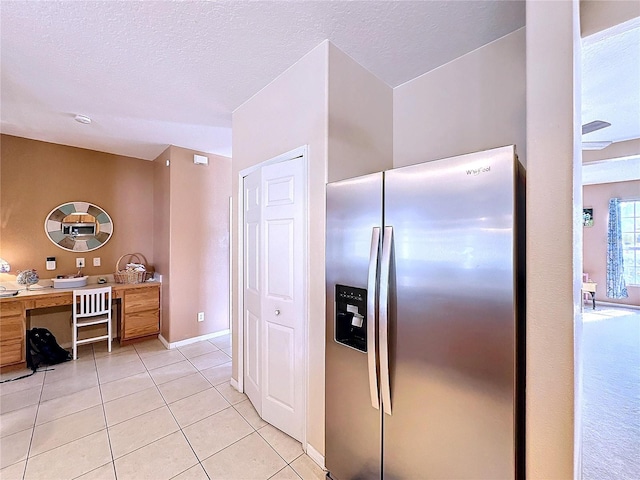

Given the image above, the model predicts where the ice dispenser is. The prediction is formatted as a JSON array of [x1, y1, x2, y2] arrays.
[[335, 284, 367, 352]]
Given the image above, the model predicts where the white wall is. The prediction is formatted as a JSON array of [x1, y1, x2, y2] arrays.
[[231, 40, 393, 457], [328, 43, 393, 182], [232, 41, 329, 455], [393, 28, 526, 168], [526, 1, 582, 478]]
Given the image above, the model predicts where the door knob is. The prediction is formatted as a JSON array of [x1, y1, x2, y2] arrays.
[[275, 309, 280, 316]]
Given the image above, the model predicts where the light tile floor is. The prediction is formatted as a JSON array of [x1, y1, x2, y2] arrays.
[[0, 334, 325, 480]]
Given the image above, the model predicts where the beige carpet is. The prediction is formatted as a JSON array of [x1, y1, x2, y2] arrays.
[[581, 307, 640, 480]]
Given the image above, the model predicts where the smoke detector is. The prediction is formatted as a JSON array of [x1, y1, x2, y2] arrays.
[[74, 114, 92, 125]]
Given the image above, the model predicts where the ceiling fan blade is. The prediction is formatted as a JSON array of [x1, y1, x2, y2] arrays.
[[582, 141, 612, 150], [582, 120, 611, 135]]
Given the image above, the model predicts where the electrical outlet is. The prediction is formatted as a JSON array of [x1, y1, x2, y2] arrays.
[[93, 257, 101, 267], [197, 312, 205, 322], [76, 258, 85, 268]]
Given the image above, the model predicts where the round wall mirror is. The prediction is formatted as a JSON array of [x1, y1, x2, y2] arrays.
[[45, 201, 113, 252]]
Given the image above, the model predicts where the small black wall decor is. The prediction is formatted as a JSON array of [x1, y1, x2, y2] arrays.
[[583, 208, 594, 227]]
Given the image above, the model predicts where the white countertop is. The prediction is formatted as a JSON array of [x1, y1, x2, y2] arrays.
[[0, 274, 161, 298]]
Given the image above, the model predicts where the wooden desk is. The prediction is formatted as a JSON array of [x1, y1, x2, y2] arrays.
[[582, 281, 597, 310], [0, 282, 161, 369]]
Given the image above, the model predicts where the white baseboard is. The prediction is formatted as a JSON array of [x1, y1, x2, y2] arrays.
[[593, 301, 640, 310], [158, 334, 170, 349], [159, 329, 231, 350], [230, 377, 240, 392], [305, 443, 325, 471]]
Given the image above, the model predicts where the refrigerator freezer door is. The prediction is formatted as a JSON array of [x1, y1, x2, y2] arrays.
[[326, 173, 383, 480], [383, 146, 518, 479]]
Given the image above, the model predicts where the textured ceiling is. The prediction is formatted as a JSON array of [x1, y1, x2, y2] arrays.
[[2, 2, 638, 162], [0, 1, 525, 160], [581, 17, 640, 145]]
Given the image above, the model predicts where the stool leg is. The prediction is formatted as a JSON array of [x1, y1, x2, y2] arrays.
[[72, 319, 77, 360], [108, 315, 112, 353]]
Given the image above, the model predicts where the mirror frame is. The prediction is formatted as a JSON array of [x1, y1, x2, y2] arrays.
[[44, 201, 113, 252]]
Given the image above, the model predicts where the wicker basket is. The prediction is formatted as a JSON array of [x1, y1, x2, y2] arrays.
[[114, 253, 154, 284]]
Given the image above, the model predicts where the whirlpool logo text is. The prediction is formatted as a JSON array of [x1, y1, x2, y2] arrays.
[[466, 166, 491, 176]]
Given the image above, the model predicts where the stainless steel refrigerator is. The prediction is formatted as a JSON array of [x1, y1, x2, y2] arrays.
[[325, 145, 525, 480]]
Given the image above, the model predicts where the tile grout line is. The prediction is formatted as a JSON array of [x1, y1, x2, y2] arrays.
[[253, 424, 306, 471], [98, 346, 229, 429], [144, 347, 197, 441], [96, 341, 177, 475], [7, 336, 310, 480], [0, 338, 220, 478], [21, 345, 96, 479], [65, 347, 114, 480], [18, 364, 47, 480], [148, 341, 245, 479], [188, 425, 255, 468], [179, 339, 308, 477], [143, 345, 212, 480], [168, 345, 229, 476], [270, 463, 304, 480], [95, 343, 121, 480]]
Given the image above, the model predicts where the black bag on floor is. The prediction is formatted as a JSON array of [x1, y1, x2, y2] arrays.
[[26, 328, 72, 371]]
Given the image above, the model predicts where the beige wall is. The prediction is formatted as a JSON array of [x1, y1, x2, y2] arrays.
[[166, 146, 231, 343], [583, 180, 640, 306], [526, 1, 581, 478], [0, 135, 155, 343], [153, 145, 231, 344], [0, 135, 155, 280], [153, 147, 172, 340], [393, 28, 526, 169], [0, 135, 231, 347]]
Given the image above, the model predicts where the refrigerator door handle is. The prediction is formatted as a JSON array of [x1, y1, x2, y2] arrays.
[[367, 227, 381, 410], [379, 226, 393, 415]]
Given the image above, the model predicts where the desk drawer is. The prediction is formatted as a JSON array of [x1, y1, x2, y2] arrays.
[[123, 310, 159, 339], [0, 301, 23, 318], [32, 293, 73, 309], [0, 339, 24, 366], [0, 315, 25, 341], [124, 288, 159, 314]]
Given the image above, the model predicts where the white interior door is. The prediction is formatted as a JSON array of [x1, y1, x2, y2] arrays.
[[260, 157, 306, 441], [242, 154, 306, 442], [243, 168, 262, 413]]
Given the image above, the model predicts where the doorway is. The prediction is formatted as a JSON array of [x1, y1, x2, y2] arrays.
[[579, 16, 640, 479], [238, 146, 308, 444]]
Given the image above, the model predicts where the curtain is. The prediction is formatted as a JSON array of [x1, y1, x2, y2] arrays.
[[606, 198, 628, 298]]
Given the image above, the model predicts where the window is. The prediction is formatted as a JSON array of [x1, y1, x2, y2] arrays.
[[620, 200, 640, 285]]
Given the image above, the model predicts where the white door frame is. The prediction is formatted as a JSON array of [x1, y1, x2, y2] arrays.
[[237, 145, 309, 449]]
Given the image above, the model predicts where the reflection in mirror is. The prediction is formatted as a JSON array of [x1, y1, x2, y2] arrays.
[[45, 201, 113, 252]]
